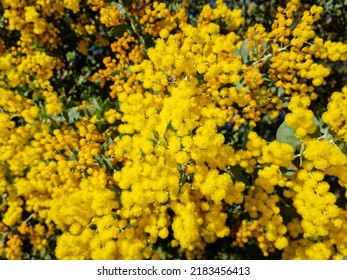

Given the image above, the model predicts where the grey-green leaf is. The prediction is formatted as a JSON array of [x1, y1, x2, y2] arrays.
[[276, 120, 300, 149], [66, 107, 81, 123], [240, 39, 250, 64]]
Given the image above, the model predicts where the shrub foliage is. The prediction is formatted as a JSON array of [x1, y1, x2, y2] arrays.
[[0, 0, 346, 260]]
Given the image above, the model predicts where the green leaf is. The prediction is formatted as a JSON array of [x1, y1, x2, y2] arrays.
[[93, 77, 101, 85], [240, 39, 250, 64], [163, 121, 175, 144], [101, 137, 113, 154], [165, 120, 174, 132], [153, 130, 160, 141], [40, 248, 46, 259], [226, 165, 248, 184], [96, 120, 111, 134], [108, 24, 132, 38], [109, 70, 120, 77], [308, 115, 321, 138], [68, 149, 78, 161], [90, 97, 102, 110], [33, 41, 45, 51], [102, 98, 112, 112], [66, 107, 81, 123], [236, 81, 244, 90], [96, 154, 113, 170], [66, 51, 76, 62], [95, 108, 103, 119], [66, 96, 79, 109], [47, 115, 65, 129], [276, 121, 300, 149], [280, 166, 297, 177], [148, 138, 157, 147], [130, 16, 142, 32], [318, 122, 334, 141], [307, 236, 328, 243], [260, 40, 268, 56], [144, 35, 156, 49], [113, 3, 126, 17], [277, 87, 286, 97], [122, 0, 132, 7], [82, 107, 95, 118], [280, 203, 301, 223]]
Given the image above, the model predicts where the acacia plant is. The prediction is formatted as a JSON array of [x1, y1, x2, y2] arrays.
[[0, 0, 346, 260]]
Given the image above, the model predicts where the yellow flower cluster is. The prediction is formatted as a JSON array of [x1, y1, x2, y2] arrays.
[[246, 24, 267, 57], [1, 0, 82, 50], [282, 170, 347, 259], [234, 123, 343, 259], [100, 6, 125, 28], [98, 18, 262, 257], [2, 199, 23, 227], [322, 86, 347, 142], [285, 94, 317, 139], [138, 1, 177, 37], [321, 41, 347, 61], [4, 234, 23, 260], [270, 5, 295, 45], [234, 220, 276, 257], [291, 7, 323, 50], [110, 33, 143, 67], [244, 183, 288, 252], [64, 0, 81, 13], [0, 45, 63, 116], [1, 0, 347, 261], [267, 3, 346, 100], [260, 141, 294, 167], [293, 170, 341, 236], [199, 0, 244, 31], [303, 139, 347, 170]]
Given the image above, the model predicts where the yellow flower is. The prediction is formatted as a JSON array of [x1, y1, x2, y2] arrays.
[[3, 200, 23, 227], [63, 0, 81, 13], [24, 6, 39, 22], [275, 236, 288, 250], [285, 108, 317, 138], [159, 28, 169, 39], [261, 141, 294, 167], [306, 242, 332, 260], [322, 86, 347, 142], [304, 139, 347, 170]]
